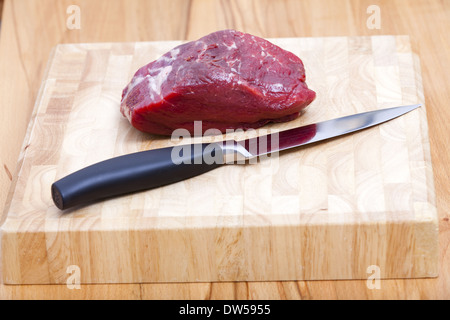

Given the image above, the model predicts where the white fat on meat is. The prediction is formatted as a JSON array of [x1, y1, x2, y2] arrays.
[[123, 47, 179, 99], [146, 49, 178, 98], [147, 65, 172, 98], [224, 42, 237, 50], [268, 83, 284, 92], [121, 64, 173, 123], [121, 102, 133, 123]]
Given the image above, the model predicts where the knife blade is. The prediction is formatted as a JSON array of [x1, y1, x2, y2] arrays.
[[51, 104, 420, 210]]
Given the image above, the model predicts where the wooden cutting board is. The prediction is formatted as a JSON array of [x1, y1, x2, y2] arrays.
[[1, 35, 438, 284]]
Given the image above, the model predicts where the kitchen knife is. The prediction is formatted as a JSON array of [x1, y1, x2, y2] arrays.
[[51, 104, 420, 210]]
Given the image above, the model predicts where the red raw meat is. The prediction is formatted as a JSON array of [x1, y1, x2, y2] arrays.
[[120, 29, 316, 136]]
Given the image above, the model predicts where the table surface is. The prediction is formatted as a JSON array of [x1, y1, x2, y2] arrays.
[[0, 0, 448, 300]]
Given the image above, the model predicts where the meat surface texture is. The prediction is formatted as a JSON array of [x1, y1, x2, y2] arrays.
[[120, 29, 316, 136]]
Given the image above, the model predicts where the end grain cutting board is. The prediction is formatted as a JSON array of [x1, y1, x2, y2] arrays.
[[1, 35, 438, 284]]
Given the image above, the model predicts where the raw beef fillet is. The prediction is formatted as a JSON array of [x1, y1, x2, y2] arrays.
[[120, 29, 316, 135]]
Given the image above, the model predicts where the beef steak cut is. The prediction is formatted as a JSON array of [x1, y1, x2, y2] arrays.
[[120, 29, 316, 136]]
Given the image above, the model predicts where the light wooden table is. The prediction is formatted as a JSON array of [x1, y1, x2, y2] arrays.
[[0, 0, 448, 299]]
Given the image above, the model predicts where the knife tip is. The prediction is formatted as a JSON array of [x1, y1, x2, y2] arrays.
[[404, 103, 422, 112]]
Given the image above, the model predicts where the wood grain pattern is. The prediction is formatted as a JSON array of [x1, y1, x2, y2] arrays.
[[0, 0, 448, 299], [1, 35, 438, 285]]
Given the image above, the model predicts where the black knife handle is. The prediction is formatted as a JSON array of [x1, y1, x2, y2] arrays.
[[51, 143, 224, 210]]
